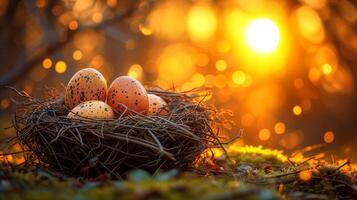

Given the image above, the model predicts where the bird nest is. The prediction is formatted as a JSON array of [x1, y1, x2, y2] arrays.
[[11, 87, 232, 179]]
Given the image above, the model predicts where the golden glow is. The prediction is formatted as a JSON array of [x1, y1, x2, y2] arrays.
[[187, 4, 217, 41], [181, 82, 195, 91], [72, 50, 83, 61], [196, 53, 209, 67], [206, 145, 290, 166], [0, 150, 25, 164], [322, 67, 354, 94], [315, 45, 338, 68], [55, 61, 67, 74], [274, 122, 286, 134], [225, 9, 246, 41], [293, 105, 302, 116], [258, 128, 271, 141], [324, 131, 335, 143], [280, 131, 305, 150], [128, 64, 143, 80], [191, 73, 205, 87], [308, 68, 321, 84], [106, 0, 117, 7], [68, 20, 78, 30], [322, 63, 333, 75], [153, 79, 170, 90], [232, 70, 246, 85], [73, 0, 94, 12], [241, 113, 255, 127], [299, 170, 312, 181], [147, 1, 186, 39], [228, 145, 288, 163], [139, 24, 153, 36], [90, 55, 104, 69], [225, 9, 288, 75], [245, 84, 284, 116], [217, 40, 231, 53], [214, 74, 227, 88], [42, 58, 52, 69], [204, 74, 215, 88], [245, 18, 280, 53], [295, 6, 324, 43], [157, 44, 196, 85], [92, 12, 103, 23], [215, 59, 227, 71]]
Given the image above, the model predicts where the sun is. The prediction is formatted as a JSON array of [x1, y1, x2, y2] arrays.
[[245, 18, 280, 53]]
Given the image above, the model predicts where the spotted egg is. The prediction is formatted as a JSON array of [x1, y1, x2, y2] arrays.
[[107, 76, 149, 115], [148, 94, 168, 116], [65, 68, 107, 109], [67, 100, 114, 119]]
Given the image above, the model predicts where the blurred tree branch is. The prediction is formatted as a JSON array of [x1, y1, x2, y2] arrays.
[[0, 0, 145, 86], [3, 0, 20, 23]]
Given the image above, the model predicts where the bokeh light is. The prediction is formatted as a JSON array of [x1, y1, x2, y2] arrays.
[[128, 64, 144, 80], [68, 20, 78, 30], [72, 50, 83, 61], [157, 44, 196, 86], [274, 122, 286, 135], [215, 60, 227, 71], [293, 105, 302, 116], [147, 1, 186, 40], [245, 18, 280, 53], [187, 3, 217, 42], [139, 24, 153, 36], [321, 63, 333, 75], [0, 98, 10, 110], [258, 129, 271, 141], [42, 58, 52, 69], [55, 61, 67, 74], [324, 131, 335, 143], [191, 73, 205, 87], [299, 170, 312, 182], [90, 55, 104, 69], [294, 5, 324, 43], [232, 71, 247, 86]]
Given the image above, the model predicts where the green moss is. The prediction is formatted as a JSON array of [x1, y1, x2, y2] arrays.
[[0, 148, 355, 200]]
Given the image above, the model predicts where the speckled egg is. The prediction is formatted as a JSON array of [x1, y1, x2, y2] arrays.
[[65, 68, 107, 109], [67, 100, 114, 119], [148, 94, 168, 116], [107, 76, 149, 115]]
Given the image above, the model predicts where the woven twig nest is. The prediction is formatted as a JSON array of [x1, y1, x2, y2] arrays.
[[12, 88, 230, 178]]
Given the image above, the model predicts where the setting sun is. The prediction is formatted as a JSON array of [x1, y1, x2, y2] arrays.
[[245, 18, 280, 53]]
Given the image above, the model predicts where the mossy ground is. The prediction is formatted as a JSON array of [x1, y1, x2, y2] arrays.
[[1, 145, 356, 200]]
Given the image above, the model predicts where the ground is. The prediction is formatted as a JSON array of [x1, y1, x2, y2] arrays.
[[0, 145, 356, 200]]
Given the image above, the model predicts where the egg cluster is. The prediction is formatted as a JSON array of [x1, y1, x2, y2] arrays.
[[65, 68, 167, 119]]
